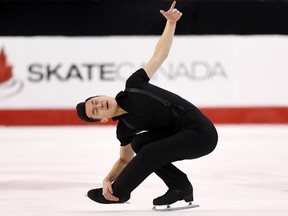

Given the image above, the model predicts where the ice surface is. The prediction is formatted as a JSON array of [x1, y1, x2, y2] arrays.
[[0, 125, 288, 216]]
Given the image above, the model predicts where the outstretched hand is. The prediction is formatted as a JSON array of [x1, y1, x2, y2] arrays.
[[160, 1, 182, 23]]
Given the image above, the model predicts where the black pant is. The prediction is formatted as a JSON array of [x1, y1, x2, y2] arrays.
[[112, 111, 218, 198]]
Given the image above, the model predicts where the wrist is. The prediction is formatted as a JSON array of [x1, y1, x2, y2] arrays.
[[167, 20, 177, 30], [167, 20, 177, 25], [103, 177, 111, 183]]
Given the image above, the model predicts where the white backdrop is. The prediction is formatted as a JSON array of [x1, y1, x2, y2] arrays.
[[0, 36, 288, 109]]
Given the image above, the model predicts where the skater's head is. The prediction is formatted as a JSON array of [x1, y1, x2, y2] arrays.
[[76, 97, 100, 123], [76, 95, 118, 123]]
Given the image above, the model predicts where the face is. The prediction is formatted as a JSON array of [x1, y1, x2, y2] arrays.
[[85, 95, 118, 122]]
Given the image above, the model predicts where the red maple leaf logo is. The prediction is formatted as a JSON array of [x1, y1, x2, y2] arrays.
[[0, 48, 13, 84]]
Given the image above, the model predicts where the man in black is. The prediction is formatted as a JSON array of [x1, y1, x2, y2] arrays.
[[76, 1, 218, 207]]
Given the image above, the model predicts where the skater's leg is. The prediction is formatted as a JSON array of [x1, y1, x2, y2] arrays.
[[153, 164, 194, 206], [132, 131, 191, 189], [112, 128, 216, 198], [154, 164, 191, 189], [137, 132, 194, 206]]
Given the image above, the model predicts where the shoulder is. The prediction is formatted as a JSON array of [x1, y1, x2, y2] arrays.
[[126, 68, 150, 88]]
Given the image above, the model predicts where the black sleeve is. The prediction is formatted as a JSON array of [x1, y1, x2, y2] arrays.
[[116, 121, 135, 146], [125, 68, 150, 88]]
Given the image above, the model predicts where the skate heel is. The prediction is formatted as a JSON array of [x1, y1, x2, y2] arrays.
[[184, 194, 193, 202]]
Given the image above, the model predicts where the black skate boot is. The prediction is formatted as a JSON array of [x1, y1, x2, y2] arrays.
[[87, 188, 130, 204], [153, 185, 193, 206]]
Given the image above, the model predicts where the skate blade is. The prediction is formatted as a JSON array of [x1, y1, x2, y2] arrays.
[[153, 202, 199, 212]]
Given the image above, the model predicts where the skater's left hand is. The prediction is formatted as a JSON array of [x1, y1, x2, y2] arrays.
[[160, 1, 182, 23], [103, 179, 119, 202]]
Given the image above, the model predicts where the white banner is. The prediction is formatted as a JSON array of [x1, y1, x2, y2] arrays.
[[0, 36, 288, 108]]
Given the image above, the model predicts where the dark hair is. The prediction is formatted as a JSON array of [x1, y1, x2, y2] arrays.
[[76, 96, 100, 122]]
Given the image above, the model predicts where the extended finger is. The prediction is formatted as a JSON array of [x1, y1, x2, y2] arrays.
[[169, 1, 177, 11], [160, 9, 165, 15]]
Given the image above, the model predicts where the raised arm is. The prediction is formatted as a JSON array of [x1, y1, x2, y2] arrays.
[[144, 1, 182, 78]]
